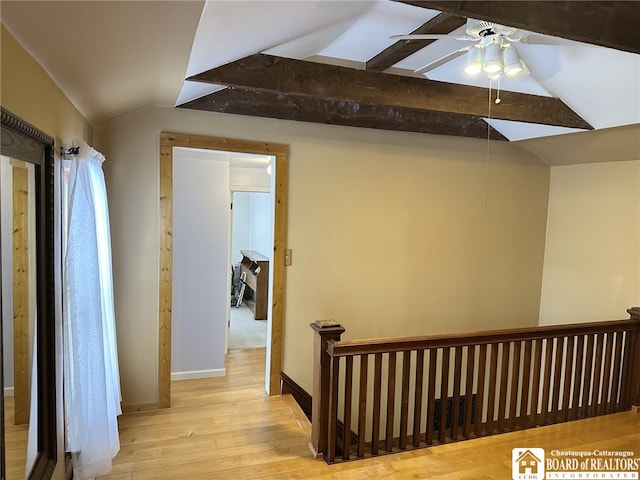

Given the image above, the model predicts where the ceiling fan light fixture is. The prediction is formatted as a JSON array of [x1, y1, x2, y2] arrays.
[[503, 44, 523, 76], [463, 46, 483, 75], [482, 39, 503, 73]]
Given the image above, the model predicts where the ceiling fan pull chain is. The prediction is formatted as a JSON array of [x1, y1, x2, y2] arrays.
[[487, 78, 493, 121], [484, 78, 493, 216], [495, 75, 502, 104]]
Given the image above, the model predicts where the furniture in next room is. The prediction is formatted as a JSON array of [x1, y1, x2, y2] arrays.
[[239, 250, 269, 320]]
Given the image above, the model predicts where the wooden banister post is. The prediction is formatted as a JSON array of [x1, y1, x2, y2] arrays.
[[627, 307, 640, 411], [310, 320, 345, 457]]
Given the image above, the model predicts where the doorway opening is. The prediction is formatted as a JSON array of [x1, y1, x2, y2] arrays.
[[158, 133, 288, 406]]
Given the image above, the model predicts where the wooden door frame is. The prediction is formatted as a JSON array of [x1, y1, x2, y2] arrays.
[[158, 132, 288, 407], [11, 159, 31, 425]]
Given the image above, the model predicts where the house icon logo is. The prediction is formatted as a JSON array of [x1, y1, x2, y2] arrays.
[[512, 448, 545, 480]]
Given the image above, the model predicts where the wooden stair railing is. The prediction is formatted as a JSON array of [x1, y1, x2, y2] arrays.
[[310, 308, 640, 464]]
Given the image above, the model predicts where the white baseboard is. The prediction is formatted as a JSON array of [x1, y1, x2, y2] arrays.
[[4, 386, 15, 397], [171, 368, 226, 381]]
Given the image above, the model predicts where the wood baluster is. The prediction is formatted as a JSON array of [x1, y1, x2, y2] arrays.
[[520, 340, 532, 429], [609, 332, 623, 413], [371, 353, 382, 455], [439, 347, 450, 444], [463, 345, 475, 438], [550, 337, 565, 424], [326, 354, 340, 463], [581, 334, 595, 418], [497, 342, 511, 433], [540, 339, 554, 425], [561, 336, 574, 422], [412, 349, 425, 447], [451, 346, 463, 441], [572, 335, 585, 420], [385, 352, 397, 452], [529, 339, 542, 427], [474, 344, 487, 437], [617, 331, 630, 409], [599, 332, 614, 416], [426, 348, 437, 445], [357, 354, 368, 458], [342, 356, 353, 460], [607, 332, 625, 413], [399, 351, 411, 450], [486, 344, 499, 434], [509, 341, 521, 431], [590, 334, 604, 417]]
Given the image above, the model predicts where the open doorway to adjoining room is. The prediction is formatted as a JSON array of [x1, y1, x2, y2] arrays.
[[158, 133, 288, 405], [229, 190, 273, 351]]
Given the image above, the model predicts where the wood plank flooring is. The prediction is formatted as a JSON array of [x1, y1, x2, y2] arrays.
[[3, 396, 28, 480], [5, 347, 640, 479]]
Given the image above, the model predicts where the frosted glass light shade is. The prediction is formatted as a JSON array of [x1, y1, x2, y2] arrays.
[[463, 47, 483, 75], [503, 45, 523, 76], [483, 41, 503, 73]]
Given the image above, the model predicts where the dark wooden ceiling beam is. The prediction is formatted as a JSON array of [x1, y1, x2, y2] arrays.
[[396, 1, 640, 54], [365, 12, 466, 72], [188, 54, 592, 129], [179, 87, 508, 140]]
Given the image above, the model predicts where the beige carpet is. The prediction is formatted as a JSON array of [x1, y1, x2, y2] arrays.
[[229, 303, 267, 350]]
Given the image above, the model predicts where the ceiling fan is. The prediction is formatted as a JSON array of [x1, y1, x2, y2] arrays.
[[392, 18, 563, 79]]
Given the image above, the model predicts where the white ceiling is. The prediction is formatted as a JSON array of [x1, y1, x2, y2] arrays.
[[1, 1, 204, 125], [2, 1, 639, 151]]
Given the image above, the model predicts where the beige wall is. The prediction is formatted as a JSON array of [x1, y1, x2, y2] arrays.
[[539, 160, 640, 325], [94, 106, 550, 402], [1, 24, 92, 480]]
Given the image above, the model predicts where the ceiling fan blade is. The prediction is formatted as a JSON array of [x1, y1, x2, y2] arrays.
[[414, 46, 472, 74], [514, 33, 598, 48], [391, 34, 472, 41]]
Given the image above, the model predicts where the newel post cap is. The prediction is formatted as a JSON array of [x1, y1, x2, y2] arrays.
[[628, 307, 640, 321], [310, 320, 345, 335]]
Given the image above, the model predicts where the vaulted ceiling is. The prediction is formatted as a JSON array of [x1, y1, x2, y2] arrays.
[[180, 1, 639, 143], [2, 1, 639, 163]]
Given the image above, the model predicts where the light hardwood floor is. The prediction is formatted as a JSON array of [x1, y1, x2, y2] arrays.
[[5, 348, 639, 479], [4, 395, 28, 480]]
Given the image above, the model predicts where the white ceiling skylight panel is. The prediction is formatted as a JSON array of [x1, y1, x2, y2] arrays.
[[535, 46, 640, 130], [315, 1, 441, 63], [177, 0, 375, 105], [486, 119, 589, 142]]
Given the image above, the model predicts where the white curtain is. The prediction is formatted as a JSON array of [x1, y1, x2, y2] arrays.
[[63, 142, 121, 479]]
